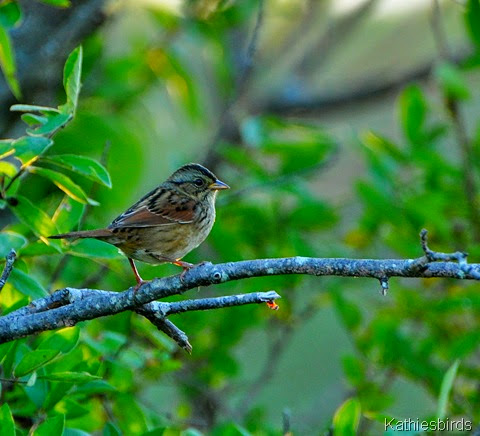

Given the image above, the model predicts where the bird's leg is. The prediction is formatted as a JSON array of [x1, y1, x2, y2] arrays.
[[172, 260, 194, 269], [172, 259, 194, 282], [128, 258, 149, 291]]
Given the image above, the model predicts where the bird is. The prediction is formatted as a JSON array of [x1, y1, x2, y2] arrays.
[[49, 163, 229, 287]]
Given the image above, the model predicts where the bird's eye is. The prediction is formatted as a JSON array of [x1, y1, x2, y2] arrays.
[[193, 178, 204, 187]]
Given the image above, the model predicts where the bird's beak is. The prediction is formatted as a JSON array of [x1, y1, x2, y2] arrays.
[[209, 179, 230, 190]]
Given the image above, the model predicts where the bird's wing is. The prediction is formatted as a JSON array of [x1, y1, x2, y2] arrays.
[[109, 187, 196, 228]]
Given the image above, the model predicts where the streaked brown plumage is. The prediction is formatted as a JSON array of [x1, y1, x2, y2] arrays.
[[49, 163, 229, 286]]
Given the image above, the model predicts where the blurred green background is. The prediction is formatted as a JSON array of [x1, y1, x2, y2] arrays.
[[1, 0, 480, 434]]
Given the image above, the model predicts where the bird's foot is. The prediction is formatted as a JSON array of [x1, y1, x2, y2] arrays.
[[172, 260, 194, 269], [133, 279, 151, 292], [172, 260, 194, 283]]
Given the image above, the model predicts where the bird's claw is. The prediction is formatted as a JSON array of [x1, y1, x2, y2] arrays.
[[133, 279, 150, 292]]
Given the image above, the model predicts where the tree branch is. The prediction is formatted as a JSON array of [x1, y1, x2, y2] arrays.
[[0, 249, 16, 293], [203, 0, 265, 168], [0, 230, 479, 349]]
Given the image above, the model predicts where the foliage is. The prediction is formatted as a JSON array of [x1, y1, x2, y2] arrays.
[[0, 0, 480, 434]]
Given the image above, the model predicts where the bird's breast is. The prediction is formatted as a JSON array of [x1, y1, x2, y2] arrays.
[[115, 204, 216, 264]]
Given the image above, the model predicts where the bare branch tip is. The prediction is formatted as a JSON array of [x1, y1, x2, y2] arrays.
[[379, 277, 389, 296], [184, 341, 193, 354]]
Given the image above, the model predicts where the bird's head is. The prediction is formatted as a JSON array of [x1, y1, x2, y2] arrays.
[[167, 163, 229, 200]]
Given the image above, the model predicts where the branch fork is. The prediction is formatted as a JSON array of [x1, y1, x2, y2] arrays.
[[0, 229, 479, 351]]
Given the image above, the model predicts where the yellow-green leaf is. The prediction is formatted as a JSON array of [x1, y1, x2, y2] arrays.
[[0, 403, 15, 436], [0, 160, 16, 177], [26, 111, 72, 137], [38, 0, 70, 6], [29, 166, 99, 205], [0, 25, 20, 99], [39, 371, 101, 383], [43, 154, 112, 187], [9, 268, 48, 299], [9, 194, 59, 241], [465, 0, 480, 48], [62, 45, 82, 113], [38, 327, 80, 354], [11, 136, 53, 163], [0, 231, 27, 256], [33, 414, 65, 436], [333, 397, 361, 436], [10, 104, 60, 114], [437, 359, 460, 420], [0, 1, 22, 29], [14, 349, 59, 377]]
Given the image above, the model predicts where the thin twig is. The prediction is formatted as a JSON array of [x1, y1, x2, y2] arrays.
[[165, 291, 280, 315], [0, 377, 28, 384], [204, 0, 265, 167], [219, 148, 339, 206], [283, 408, 292, 436], [0, 249, 16, 292]]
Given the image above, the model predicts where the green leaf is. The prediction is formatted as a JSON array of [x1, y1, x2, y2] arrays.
[[38, 327, 80, 354], [43, 382, 74, 412], [435, 62, 470, 101], [62, 46, 83, 112], [342, 355, 366, 387], [211, 422, 251, 436], [21, 113, 48, 126], [113, 393, 148, 434], [0, 26, 20, 98], [9, 195, 59, 241], [38, 0, 71, 6], [14, 349, 60, 377], [43, 154, 112, 187], [361, 131, 406, 161], [2, 339, 19, 376], [399, 84, 427, 145], [39, 371, 101, 383], [0, 139, 14, 158], [12, 136, 53, 163], [19, 241, 61, 257], [0, 1, 22, 29], [465, 0, 480, 48], [0, 341, 15, 365], [75, 380, 116, 395], [28, 167, 99, 205], [103, 422, 121, 436], [34, 414, 65, 436], [68, 239, 123, 259], [26, 111, 72, 136], [0, 231, 27, 256], [437, 359, 460, 420], [0, 160, 17, 177], [9, 268, 48, 298], [333, 397, 361, 436], [0, 403, 15, 436], [52, 196, 86, 233], [10, 104, 60, 114]]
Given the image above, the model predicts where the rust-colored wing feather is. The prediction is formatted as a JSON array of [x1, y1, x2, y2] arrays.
[[109, 186, 196, 229]]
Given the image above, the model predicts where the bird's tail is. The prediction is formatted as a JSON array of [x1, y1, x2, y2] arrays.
[[49, 228, 112, 241]]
